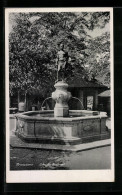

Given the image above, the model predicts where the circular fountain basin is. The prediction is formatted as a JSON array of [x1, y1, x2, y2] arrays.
[[15, 110, 110, 145]]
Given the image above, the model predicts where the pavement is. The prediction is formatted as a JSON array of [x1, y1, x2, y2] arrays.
[[10, 146, 111, 170]]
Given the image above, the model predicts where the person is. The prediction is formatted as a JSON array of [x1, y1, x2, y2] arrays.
[[56, 43, 69, 81]]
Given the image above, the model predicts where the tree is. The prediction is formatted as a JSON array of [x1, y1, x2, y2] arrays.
[[9, 12, 110, 105], [84, 31, 110, 87]]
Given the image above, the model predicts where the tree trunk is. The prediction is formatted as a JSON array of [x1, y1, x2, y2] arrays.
[[18, 90, 20, 110], [9, 96, 11, 107], [24, 91, 27, 112]]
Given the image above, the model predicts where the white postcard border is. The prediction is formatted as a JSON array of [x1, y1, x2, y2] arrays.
[[5, 7, 114, 183]]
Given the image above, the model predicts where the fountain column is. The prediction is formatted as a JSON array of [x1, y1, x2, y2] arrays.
[[52, 81, 72, 117]]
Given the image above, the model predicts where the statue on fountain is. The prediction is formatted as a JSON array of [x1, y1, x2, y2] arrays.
[[52, 43, 71, 117], [56, 43, 69, 82]]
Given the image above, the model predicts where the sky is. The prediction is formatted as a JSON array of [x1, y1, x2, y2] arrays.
[[87, 22, 110, 38]]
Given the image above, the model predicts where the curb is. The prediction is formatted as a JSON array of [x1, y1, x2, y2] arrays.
[[10, 134, 111, 152]]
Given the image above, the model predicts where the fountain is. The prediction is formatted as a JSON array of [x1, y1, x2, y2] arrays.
[[15, 80, 110, 145], [15, 43, 110, 145]]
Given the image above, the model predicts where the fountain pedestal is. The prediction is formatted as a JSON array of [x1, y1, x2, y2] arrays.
[[52, 81, 72, 117]]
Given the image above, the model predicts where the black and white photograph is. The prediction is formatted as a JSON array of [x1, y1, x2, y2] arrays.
[[5, 8, 114, 183]]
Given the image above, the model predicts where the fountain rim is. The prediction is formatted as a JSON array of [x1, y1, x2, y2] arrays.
[[15, 110, 107, 122]]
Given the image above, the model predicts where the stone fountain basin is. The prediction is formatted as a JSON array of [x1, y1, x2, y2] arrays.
[[15, 110, 110, 145]]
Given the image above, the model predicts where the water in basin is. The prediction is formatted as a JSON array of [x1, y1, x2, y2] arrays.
[[26, 113, 86, 118]]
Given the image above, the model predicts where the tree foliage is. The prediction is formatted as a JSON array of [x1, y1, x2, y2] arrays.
[[84, 32, 110, 86], [9, 12, 110, 98]]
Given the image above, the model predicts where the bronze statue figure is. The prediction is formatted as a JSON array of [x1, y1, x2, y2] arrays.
[[56, 43, 69, 81]]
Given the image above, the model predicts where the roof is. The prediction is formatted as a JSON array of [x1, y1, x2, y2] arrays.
[[67, 77, 107, 88], [98, 90, 110, 97]]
